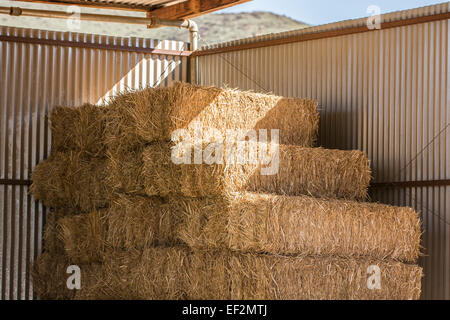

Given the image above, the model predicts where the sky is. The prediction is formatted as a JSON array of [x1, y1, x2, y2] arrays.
[[218, 0, 447, 25]]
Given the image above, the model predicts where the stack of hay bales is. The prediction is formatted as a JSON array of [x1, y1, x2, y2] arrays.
[[31, 82, 422, 300]]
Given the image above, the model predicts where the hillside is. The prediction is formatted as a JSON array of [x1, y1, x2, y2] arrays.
[[0, 1, 309, 45]]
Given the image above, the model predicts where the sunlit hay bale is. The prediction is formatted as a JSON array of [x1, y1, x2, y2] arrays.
[[104, 82, 319, 152], [103, 90, 150, 153], [248, 146, 371, 200], [71, 192, 418, 262], [74, 247, 422, 300], [58, 209, 109, 264], [142, 142, 371, 200], [75, 248, 189, 300], [50, 104, 106, 157], [175, 193, 422, 263], [30, 151, 111, 212], [57, 192, 420, 265], [227, 253, 422, 300], [105, 147, 146, 195]]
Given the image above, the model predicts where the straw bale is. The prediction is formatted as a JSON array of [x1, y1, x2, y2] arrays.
[[30, 151, 111, 212], [32, 252, 102, 300], [103, 91, 148, 153], [174, 193, 421, 263], [142, 143, 371, 200], [105, 147, 146, 195], [42, 210, 71, 255], [226, 252, 422, 300], [31, 253, 74, 300], [58, 209, 109, 264], [106, 195, 179, 249], [58, 195, 183, 264], [75, 248, 189, 300], [59, 193, 420, 263], [104, 82, 319, 151], [50, 104, 106, 157], [75, 247, 422, 300]]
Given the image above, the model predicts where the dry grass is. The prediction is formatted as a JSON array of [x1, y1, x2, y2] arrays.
[[42, 210, 71, 255], [106, 195, 178, 249], [58, 193, 421, 264], [50, 104, 106, 157], [32, 252, 102, 300], [75, 248, 189, 300], [104, 82, 319, 152], [32, 253, 76, 300], [105, 147, 146, 195], [103, 91, 148, 153], [174, 193, 422, 263], [57, 195, 183, 264], [74, 247, 422, 300], [58, 209, 109, 264], [30, 151, 111, 212], [142, 143, 371, 200]]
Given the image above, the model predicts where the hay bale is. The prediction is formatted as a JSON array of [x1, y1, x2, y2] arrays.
[[58, 195, 182, 264], [42, 210, 72, 255], [75, 248, 189, 300], [174, 193, 421, 263], [59, 193, 420, 263], [142, 143, 371, 200], [106, 195, 179, 249], [226, 252, 422, 300], [50, 104, 106, 157], [58, 209, 109, 264], [30, 151, 111, 212], [32, 252, 101, 300], [32, 253, 76, 300], [103, 91, 149, 153], [75, 247, 422, 300], [104, 82, 319, 151], [105, 147, 146, 195]]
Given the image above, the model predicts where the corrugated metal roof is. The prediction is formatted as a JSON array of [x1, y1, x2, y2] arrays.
[[11, 0, 251, 19], [17, 0, 184, 11]]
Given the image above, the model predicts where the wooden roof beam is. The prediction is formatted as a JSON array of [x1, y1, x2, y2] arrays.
[[148, 0, 250, 19]]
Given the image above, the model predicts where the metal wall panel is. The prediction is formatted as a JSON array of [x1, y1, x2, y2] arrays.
[[195, 4, 449, 300], [0, 25, 188, 300]]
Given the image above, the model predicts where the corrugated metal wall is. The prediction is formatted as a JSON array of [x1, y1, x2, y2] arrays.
[[0, 26, 188, 300], [195, 3, 449, 300]]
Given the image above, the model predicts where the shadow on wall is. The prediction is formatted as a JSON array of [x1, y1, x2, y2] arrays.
[[317, 107, 354, 150]]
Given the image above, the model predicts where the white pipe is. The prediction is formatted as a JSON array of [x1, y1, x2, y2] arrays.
[[147, 17, 198, 51], [147, 17, 199, 84]]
